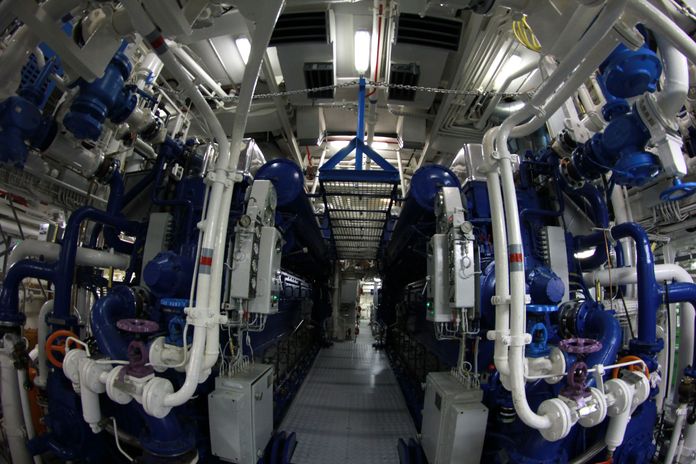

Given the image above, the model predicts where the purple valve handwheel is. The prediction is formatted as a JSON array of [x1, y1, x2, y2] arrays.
[[558, 337, 602, 355], [116, 318, 160, 334]]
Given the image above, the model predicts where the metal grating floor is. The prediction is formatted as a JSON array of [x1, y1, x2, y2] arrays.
[[280, 322, 417, 463], [318, 180, 398, 260]]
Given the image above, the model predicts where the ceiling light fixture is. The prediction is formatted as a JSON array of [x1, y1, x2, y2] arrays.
[[354, 30, 370, 74], [235, 36, 251, 65]]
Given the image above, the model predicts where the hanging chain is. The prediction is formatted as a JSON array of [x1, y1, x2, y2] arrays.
[[213, 80, 531, 102]]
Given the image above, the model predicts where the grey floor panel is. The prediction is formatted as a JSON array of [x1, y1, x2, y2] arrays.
[[280, 321, 417, 463]]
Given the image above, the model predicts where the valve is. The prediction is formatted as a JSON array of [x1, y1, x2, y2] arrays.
[[660, 177, 696, 202], [45, 330, 81, 368]]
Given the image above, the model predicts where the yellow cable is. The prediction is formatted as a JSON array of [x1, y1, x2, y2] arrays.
[[511, 15, 541, 52]]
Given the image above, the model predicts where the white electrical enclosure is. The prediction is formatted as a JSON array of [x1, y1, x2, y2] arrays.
[[427, 233, 452, 322], [248, 226, 282, 314], [208, 364, 274, 464], [421, 372, 488, 464]]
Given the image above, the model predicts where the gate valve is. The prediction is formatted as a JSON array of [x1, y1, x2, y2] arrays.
[[660, 177, 696, 202]]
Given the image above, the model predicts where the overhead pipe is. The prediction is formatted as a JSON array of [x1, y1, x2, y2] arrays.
[[7, 239, 130, 271], [655, 33, 689, 118], [168, 42, 229, 100], [475, 59, 539, 129], [626, 0, 696, 66]]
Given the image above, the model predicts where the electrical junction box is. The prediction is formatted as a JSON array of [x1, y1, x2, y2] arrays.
[[427, 234, 453, 322], [248, 226, 282, 314], [421, 372, 488, 464], [208, 364, 274, 464], [450, 233, 476, 309]]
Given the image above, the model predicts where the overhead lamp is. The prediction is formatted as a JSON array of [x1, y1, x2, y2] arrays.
[[235, 36, 251, 65], [329, 140, 349, 149], [354, 30, 371, 74], [495, 53, 522, 88], [371, 141, 390, 150], [573, 248, 596, 260]]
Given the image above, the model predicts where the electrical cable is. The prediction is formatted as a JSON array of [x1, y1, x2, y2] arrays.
[[512, 15, 541, 52]]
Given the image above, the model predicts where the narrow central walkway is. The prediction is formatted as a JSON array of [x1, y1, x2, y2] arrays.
[[280, 321, 417, 463]]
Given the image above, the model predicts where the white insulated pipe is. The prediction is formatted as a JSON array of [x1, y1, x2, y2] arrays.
[[123, 0, 283, 414], [655, 33, 690, 118], [627, 0, 696, 67], [7, 239, 131, 270], [665, 404, 688, 464], [34, 300, 53, 389], [582, 264, 695, 404], [484, 0, 629, 432], [482, 128, 511, 385], [169, 43, 229, 100], [17, 368, 42, 464], [475, 60, 539, 130], [1, 334, 32, 464]]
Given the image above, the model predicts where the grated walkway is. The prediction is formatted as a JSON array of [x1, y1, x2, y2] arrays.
[[280, 321, 417, 463]]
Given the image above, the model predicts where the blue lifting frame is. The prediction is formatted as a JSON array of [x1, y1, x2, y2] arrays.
[[318, 77, 400, 183]]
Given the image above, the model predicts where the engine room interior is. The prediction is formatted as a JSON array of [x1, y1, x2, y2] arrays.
[[0, 1, 696, 463]]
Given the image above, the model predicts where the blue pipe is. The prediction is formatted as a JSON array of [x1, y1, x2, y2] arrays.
[[0, 259, 54, 326], [89, 285, 194, 457], [355, 77, 366, 170], [584, 308, 623, 384], [90, 286, 136, 360], [661, 282, 696, 369], [564, 181, 610, 271], [578, 223, 661, 352], [613, 223, 661, 352], [102, 169, 134, 255], [54, 207, 139, 321]]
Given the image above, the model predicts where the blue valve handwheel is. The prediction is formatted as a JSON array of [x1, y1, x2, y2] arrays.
[[660, 179, 696, 202]]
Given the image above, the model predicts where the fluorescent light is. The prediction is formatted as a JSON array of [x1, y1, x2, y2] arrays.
[[574, 247, 596, 260], [495, 54, 522, 88], [354, 30, 370, 74], [235, 36, 251, 65], [329, 140, 349, 149], [371, 142, 389, 150]]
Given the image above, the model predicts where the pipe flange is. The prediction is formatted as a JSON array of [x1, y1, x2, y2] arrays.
[[105, 366, 132, 405], [606, 378, 632, 416], [578, 387, 607, 427], [142, 377, 174, 418], [63, 349, 87, 385], [538, 398, 574, 442], [544, 346, 567, 385], [626, 371, 650, 407], [79, 358, 107, 394], [148, 337, 167, 373]]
